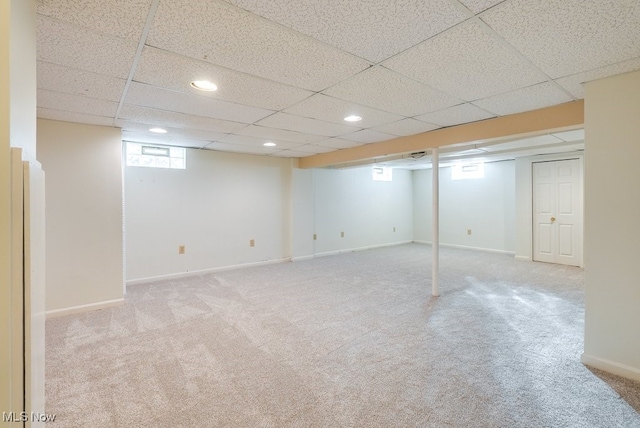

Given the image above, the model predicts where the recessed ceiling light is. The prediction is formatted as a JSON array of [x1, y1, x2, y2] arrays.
[[263, 142, 277, 147], [149, 127, 168, 134], [344, 115, 362, 122], [190, 80, 218, 91]]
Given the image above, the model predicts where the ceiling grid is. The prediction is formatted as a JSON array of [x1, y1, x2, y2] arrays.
[[34, 0, 640, 163]]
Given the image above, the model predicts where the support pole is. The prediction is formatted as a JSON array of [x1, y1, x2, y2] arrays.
[[432, 148, 440, 297]]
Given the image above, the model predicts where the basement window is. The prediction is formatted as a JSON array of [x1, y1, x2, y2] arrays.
[[451, 162, 484, 180], [125, 142, 186, 169], [372, 166, 392, 182]]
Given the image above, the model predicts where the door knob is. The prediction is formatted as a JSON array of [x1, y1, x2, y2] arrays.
[[550, 216, 556, 222]]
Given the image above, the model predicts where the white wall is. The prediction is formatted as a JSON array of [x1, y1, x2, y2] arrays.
[[292, 168, 314, 260], [413, 161, 516, 253], [582, 70, 640, 381], [125, 149, 293, 281], [312, 167, 413, 255], [37, 119, 124, 314]]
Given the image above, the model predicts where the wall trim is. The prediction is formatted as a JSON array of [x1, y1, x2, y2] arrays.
[[581, 353, 640, 382], [313, 241, 413, 258], [46, 298, 125, 319], [412, 240, 515, 256], [515, 255, 532, 261], [126, 258, 291, 286]]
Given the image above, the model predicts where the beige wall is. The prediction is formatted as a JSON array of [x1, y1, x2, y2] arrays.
[[1, 0, 37, 416], [9, 0, 37, 159], [37, 119, 124, 314], [583, 70, 640, 381]]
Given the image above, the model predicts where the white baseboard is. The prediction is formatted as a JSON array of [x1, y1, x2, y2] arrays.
[[412, 240, 515, 256], [291, 255, 314, 262], [314, 241, 413, 259], [126, 258, 291, 286], [46, 298, 125, 319], [581, 353, 640, 382], [515, 255, 532, 261], [441, 243, 515, 256]]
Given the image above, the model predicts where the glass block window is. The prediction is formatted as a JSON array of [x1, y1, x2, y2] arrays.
[[125, 142, 186, 169]]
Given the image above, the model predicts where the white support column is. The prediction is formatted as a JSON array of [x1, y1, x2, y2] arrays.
[[432, 148, 440, 297]]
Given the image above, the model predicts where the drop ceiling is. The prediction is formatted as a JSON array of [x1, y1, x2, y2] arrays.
[[368, 129, 586, 170], [36, 0, 640, 161]]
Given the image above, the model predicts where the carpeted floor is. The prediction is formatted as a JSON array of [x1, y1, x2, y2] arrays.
[[46, 244, 640, 427]]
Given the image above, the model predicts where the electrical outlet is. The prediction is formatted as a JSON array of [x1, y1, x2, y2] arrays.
[[393, 227, 396, 232], [467, 229, 472, 235], [250, 239, 255, 247], [341, 231, 344, 238], [178, 245, 185, 254], [313, 234, 317, 240]]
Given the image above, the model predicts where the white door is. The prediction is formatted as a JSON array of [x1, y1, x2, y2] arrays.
[[533, 159, 583, 266]]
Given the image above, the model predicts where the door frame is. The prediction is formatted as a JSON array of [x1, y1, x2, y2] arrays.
[[514, 151, 584, 267], [532, 158, 583, 266]]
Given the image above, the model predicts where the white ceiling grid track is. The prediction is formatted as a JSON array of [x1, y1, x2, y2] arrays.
[[36, 0, 640, 164]]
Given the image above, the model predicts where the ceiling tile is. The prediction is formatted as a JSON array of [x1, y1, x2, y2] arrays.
[[482, 134, 564, 151], [36, 0, 151, 40], [268, 150, 313, 158], [290, 144, 337, 154], [373, 118, 440, 137], [146, 0, 371, 91], [122, 131, 210, 149], [340, 129, 396, 144], [133, 47, 313, 111], [481, 0, 640, 78], [37, 15, 138, 79], [117, 120, 230, 143], [203, 141, 280, 155], [555, 57, 640, 99], [118, 105, 247, 134], [315, 138, 364, 150], [38, 89, 119, 117], [550, 129, 584, 142], [37, 61, 126, 102], [223, 0, 466, 63], [256, 113, 356, 137], [324, 66, 462, 116], [504, 142, 584, 158], [220, 134, 300, 149], [283, 94, 403, 128], [458, 0, 504, 14], [383, 20, 546, 101], [236, 125, 325, 144], [37, 108, 114, 127], [472, 82, 573, 116], [415, 103, 495, 127], [124, 82, 274, 124]]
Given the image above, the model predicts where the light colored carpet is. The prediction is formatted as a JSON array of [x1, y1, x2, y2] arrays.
[[46, 244, 640, 427]]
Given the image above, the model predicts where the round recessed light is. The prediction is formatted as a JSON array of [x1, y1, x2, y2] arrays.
[[344, 115, 362, 122], [263, 142, 277, 147], [190, 80, 218, 91], [149, 127, 168, 134]]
